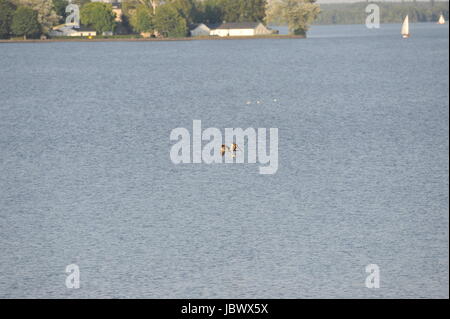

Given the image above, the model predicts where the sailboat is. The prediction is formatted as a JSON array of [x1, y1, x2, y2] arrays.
[[401, 15, 410, 39], [437, 14, 446, 25]]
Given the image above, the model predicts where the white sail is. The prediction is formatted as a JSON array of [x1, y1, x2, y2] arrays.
[[401, 15, 409, 37], [438, 14, 445, 25]]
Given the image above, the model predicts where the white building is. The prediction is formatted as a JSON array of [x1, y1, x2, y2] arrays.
[[49, 25, 97, 37], [211, 22, 272, 37], [193, 22, 273, 37], [190, 24, 213, 37]]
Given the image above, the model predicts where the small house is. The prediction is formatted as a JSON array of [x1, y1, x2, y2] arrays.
[[71, 28, 97, 37], [190, 24, 213, 37], [49, 25, 97, 37]]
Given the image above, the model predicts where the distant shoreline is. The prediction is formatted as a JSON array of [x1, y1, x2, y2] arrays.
[[0, 35, 305, 44]]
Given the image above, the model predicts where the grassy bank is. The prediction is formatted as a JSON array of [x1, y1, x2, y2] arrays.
[[0, 34, 306, 44]]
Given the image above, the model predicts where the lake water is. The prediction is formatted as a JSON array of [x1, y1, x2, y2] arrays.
[[0, 23, 448, 299]]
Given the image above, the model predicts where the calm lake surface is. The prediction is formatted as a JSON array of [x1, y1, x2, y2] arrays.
[[0, 23, 448, 298]]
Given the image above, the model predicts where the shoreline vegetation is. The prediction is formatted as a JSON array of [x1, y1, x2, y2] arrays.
[[0, 0, 320, 40], [1, 1, 447, 43], [312, 1, 449, 25], [0, 34, 305, 43], [1, 19, 446, 44]]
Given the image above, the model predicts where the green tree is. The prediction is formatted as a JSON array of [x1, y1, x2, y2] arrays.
[[16, 0, 60, 33], [11, 6, 41, 39], [154, 3, 187, 37], [146, 0, 160, 15], [267, 0, 320, 35], [0, 0, 16, 39], [52, 0, 68, 23], [218, 0, 267, 22], [196, 0, 224, 24], [124, 0, 160, 15], [220, 0, 240, 22], [167, 0, 196, 24], [52, 0, 68, 16], [73, 0, 90, 8], [122, 0, 147, 33], [80, 2, 115, 33], [240, 0, 267, 22], [194, 0, 267, 24], [122, 0, 140, 20], [130, 5, 154, 33]]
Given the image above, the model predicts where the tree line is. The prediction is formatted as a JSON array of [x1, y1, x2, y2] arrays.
[[0, 0, 321, 39], [314, 1, 449, 25], [121, 0, 275, 37], [0, 0, 116, 39], [121, 0, 320, 36], [1, 0, 44, 39]]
